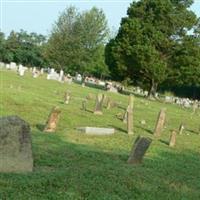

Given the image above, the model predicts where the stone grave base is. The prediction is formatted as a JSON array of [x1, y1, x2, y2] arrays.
[[77, 127, 115, 135]]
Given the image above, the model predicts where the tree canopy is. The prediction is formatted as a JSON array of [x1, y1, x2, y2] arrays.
[[105, 0, 200, 97], [45, 6, 109, 77]]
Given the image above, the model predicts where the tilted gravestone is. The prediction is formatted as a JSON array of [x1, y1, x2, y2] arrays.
[[64, 91, 71, 104], [127, 136, 152, 164], [178, 123, 184, 135], [0, 116, 33, 172], [94, 94, 105, 115], [44, 106, 61, 132], [154, 108, 166, 137], [127, 95, 134, 135], [169, 130, 177, 147]]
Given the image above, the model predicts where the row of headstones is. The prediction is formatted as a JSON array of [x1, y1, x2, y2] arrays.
[[0, 96, 198, 172], [0, 115, 151, 172]]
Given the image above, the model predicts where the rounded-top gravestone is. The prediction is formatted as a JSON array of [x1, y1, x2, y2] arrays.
[[0, 116, 33, 173]]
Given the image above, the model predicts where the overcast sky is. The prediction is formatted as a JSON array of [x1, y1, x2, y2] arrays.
[[1, 0, 200, 36]]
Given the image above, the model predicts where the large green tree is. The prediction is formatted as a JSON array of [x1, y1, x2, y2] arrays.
[[45, 6, 109, 75], [105, 0, 199, 97]]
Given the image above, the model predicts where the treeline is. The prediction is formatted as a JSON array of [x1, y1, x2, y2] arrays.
[[0, 6, 110, 79], [0, 1, 200, 99]]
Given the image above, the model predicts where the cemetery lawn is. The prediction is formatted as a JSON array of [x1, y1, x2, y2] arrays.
[[0, 69, 200, 200]]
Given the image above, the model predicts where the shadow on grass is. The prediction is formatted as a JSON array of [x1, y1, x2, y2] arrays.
[[136, 125, 153, 135], [186, 129, 199, 135], [111, 125, 127, 134], [36, 123, 45, 131], [0, 133, 200, 200], [159, 139, 169, 146]]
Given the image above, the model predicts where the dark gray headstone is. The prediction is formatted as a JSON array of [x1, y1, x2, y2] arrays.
[[0, 116, 33, 172], [127, 136, 152, 164]]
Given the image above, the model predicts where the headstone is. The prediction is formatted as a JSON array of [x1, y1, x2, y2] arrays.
[[154, 108, 166, 137], [192, 101, 198, 114], [59, 69, 64, 82], [19, 69, 25, 76], [123, 109, 128, 124], [82, 99, 87, 111], [77, 127, 115, 135], [94, 94, 104, 115], [127, 136, 152, 164], [106, 97, 112, 109], [0, 116, 33, 172], [127, 95, 134, 135], [169, 130, 176, 147], [44, 107, 61, 132], [40, 68, 44, 74], [86, 93, 94, 100], [64, 91, 70, 104], [178, 123, 184, 135]]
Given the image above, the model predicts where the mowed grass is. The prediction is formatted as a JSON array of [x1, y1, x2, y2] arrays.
[[0, 69, 200, 200]]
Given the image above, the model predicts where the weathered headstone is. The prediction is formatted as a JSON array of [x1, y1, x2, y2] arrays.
[[94, 94, 105, 115], [154, 108, 166, 137], [123, 108, 128, 123], [86, 93, 94, 100], [178, 123, 184, 135], [106, 97, 112, 109], [192, 101, 198, 114], [127, 136, 152, 164], [64, 91, 71, 104], [82, 99, 87, 111], [169, 130, 176, 147], [0, 116, 33, 172], [44, 107, 61, 132], [127, 95, 134, 135]]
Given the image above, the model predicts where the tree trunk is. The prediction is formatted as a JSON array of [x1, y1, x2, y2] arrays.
[[148, 79, 158, 99]]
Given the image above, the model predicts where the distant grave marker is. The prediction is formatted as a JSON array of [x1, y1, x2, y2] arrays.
[[127, 136, 152, 164], [106, 97, 111, 109], [127, 95, 134, 135], [94, 94, 104, 115], [86, 93, 94, 100], [44, 106, 61, 132], [0, 116, 33, 172], [169, 130, 177, 147], [178, 123, 184, 135], [64, 91, 71, 104], [82, 99, 87, 111], [154, 108, 166, 137]]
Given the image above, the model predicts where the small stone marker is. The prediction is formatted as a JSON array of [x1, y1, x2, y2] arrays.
[[86, 93, 94, 100], [44, 106, 61, 132], [64, 91, 71, 104], [82, 99, 87, 111], [77, 127, 115, 135], [0, 116, 33, 172], [178, 123, 184, 135], [123, 109, 128, 123], [106, 97, 111, 109], [127, 136, 152, 165], [154, 108, 166, 137], [169, 130, 177, 147], [94, 94, 105, 115], [127, 95, 134, 135]]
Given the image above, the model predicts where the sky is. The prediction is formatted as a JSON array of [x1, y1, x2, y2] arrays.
[[0, 0, 200, 36]]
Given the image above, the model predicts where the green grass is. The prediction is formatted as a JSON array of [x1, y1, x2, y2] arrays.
[[0, 69, 200, 200]]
